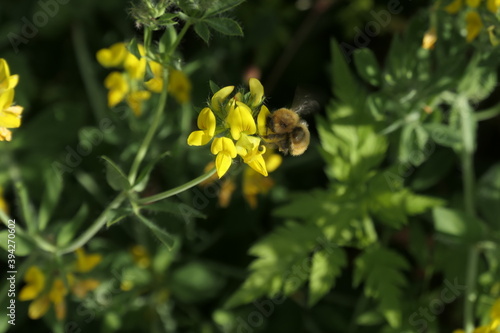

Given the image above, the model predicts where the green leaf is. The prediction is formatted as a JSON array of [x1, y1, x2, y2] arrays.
[[433, 207, 485, 243], [57, 204, 89, 246], [330, 39, 366, 106], [101, 156, 130, 191], [224, 222, 322, 308], [206, 0, 245, 16], [136, 214, 176, 249], [133, 151, 170, 192], [423, 123, 462, 149], [353, 246, 410, 328], [0, 229, 34, 256], [353, 48, 381, 87], [38, 168, 63, 231], [159, 24, 178, 54], [308, 248, 346, 307], [194, 22, 211, 44], [14, 181, 38, 234], [205, 17, 243, 36], [144, 200, 206, 219], [170, 262, 224, 303], [410, 148, 455, 191], [477, 163, 500, 227], [209, 80, 220, 94]]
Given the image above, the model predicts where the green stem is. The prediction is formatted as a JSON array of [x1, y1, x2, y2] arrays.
[[170, 22, 191, 54], [459, 98, 479, 333], [128, 69, 169, 185], [138, 168, 216, 205], [57, 192, 127, 255]]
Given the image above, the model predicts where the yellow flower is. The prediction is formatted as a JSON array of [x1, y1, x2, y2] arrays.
[[187, 108, 216, 146], [104, 72, 129, 108], [248, 78, 264, 108], [144, 61, 164, 94], [210, 85, 234, 113], [487, 0, 499, 13], [96, 42, 128, 68], [126, 90, 151, 117], [75, 248, 102, 273], [467, 0, 481, 7], [466, 11, 483, 42], [0, 59, 19, 93], [124, 45, 147, 80], [71, 279, 100, 298], [226, 101, 257, 140], [19, 266, 46, 301], [257, 105, 271, 136], [445, 0, 463, 13], [0, 187, 8, 214], [211, 137, 237, 178], [422, 27, 438, 49], [236, 134, 267, 176], [131, 245, 151, 269], [167, 69, 191, 104], [243, 151, 282, 208], [28, 295, 51, 320]]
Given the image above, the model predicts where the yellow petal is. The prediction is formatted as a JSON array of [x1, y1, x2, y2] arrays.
[[187, 130, 213, 146], [491, 298, 500, 319], [168, 69, 191, 104], [487, 0, 498, 12], [96, 42, 128, 68], [215, 152, 233, 178], [19, 266, 45, 301], [265, 153, 282, 173], [28, 296, 50, 319], [0, 74, 19, 92], [249, 78, 264, 108], [246, 154, 268, 176], [226, 102, 256, 140], [0, 127, 12, 141], [211, 137, 237, 157], [0, 106, 21, 129], [49, 279, 67, 304], [75, 248, 102, 273], [145, 77, 163, 93], [149, 61, 163, 77], [72, 279, 100, 298], [0, 59, 11, 81], [0, 88, 14, 111], [211, 85, 234, 113], [257, 105, 271, 136], [124, 53, 147, 80], [466, 0, 480, 7], [445, 0, 463, 13], [422, 27, 438, 50], [466, 11, 483, 42], [126, 90, 151, 117], [104, 72, 129, 107], [198, 108, 216, 134]]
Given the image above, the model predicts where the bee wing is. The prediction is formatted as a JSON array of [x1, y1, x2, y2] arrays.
[[291, 87, 320, 116]]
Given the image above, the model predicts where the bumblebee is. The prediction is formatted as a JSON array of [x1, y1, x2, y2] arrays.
[[264, 107, 311, 156]]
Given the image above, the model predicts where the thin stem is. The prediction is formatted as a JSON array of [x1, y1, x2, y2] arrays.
[[170, 22, 192, 54], [138, 168, 216, 205], [458, 98, 480, 333], [57, 192, 127, 255], [128, 69, 169, 184]]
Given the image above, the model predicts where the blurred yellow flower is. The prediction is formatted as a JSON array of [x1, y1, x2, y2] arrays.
[[488, 26, 500, 45], [187, 108, 216, 146], [422, 27, 438, 49], [0, 187, 8, 214], [487, 0, 499, 12], [0, 59, 23, 142], [104, 72, 129, 108], [211, 137, 237, 178], [75, 248, 102, 273], [96, 42, 128, 68], [145, 61, 164, 94], [167, 69, 191, 104], [123, 45, 147, 80], [466, 11, 483, 42], [19, 266, 45, 301], [71, 278, 100, 298], [466, 0, 481, 7], [445, 0, 463, 13], [131, 245, 151, 269], [126, 90, 152, 117]]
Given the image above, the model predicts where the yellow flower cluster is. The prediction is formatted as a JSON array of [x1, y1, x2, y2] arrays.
[[453, 298, 500, 333], [444, 0, 500, 42], [96, 42, 191, 116], [0, 59, 23, 141], [19, 248, 102, 320], [187, 78, 272, 178]]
